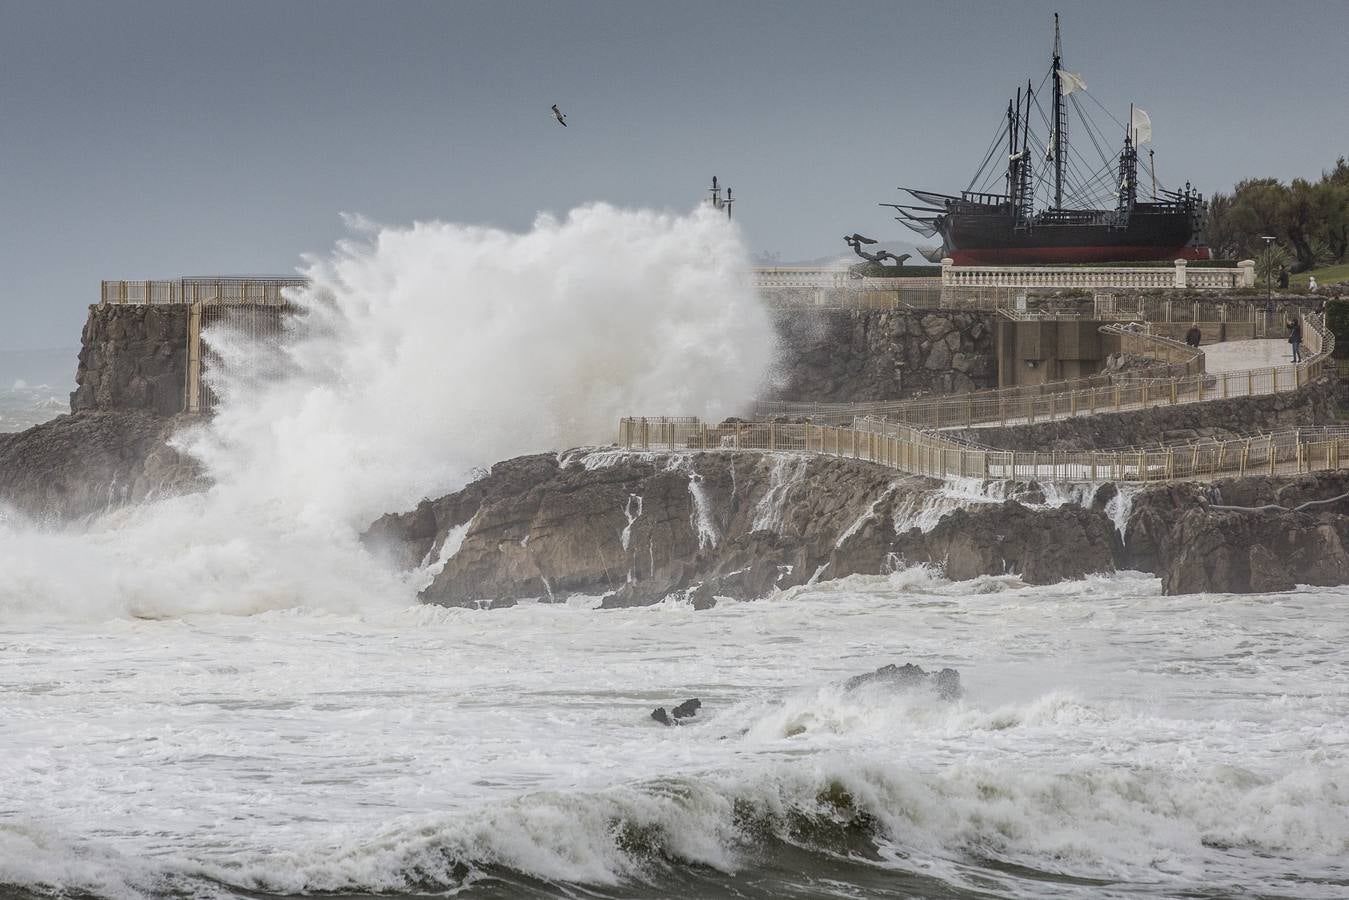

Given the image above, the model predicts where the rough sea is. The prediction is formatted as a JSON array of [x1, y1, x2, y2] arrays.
[[3, 574, 1347, 898], [2, 209, 1346, 898]]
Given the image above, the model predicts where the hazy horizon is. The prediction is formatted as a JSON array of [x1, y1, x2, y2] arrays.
[[2, 0, 1347, 350]]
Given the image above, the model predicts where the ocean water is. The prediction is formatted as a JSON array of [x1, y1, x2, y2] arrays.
[[3, 572, 1347, 899]]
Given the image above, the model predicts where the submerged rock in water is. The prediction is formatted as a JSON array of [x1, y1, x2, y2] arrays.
[[844, 663, 962, 700], [651, 698, 701, 726]]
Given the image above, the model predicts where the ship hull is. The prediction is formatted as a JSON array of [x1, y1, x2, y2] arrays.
[[941, 204, 1206, 264], [947, 244, 1211, 264]]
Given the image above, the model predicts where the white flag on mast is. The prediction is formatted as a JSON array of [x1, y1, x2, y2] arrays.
[[1131, 107, 1152, 144], [1057, 70, 1087, 95]]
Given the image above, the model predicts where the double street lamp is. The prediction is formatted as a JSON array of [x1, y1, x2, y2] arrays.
[[1262, 235, 1277, 320]]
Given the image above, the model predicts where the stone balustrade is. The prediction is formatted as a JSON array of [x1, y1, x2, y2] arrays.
[[940, 258, 1256, 290]]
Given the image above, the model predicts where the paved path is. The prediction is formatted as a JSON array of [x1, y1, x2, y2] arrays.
[[1203, 339, 1293, 373]]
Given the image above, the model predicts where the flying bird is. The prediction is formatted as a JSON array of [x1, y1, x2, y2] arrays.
[[551, 104, 567, 127]]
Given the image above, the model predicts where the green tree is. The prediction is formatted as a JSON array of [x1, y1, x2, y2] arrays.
[[1204, 192, 1237, 259], [1226, 178, 1287, 260], [1254, 242, 1292, 285], [1280, 178, 1320, 271]]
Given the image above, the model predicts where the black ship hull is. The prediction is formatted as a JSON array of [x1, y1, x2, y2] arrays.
[[943, 204, 1207, 264]]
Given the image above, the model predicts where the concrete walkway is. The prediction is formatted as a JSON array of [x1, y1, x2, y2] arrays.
[[1203, 338, 1295, 373]]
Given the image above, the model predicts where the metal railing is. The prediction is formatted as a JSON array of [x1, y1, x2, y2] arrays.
[[623, 314, 1334, 482], [101, 277, 307, 306], [617, 415, 1349, 483], [754, 314, 1325, 429]]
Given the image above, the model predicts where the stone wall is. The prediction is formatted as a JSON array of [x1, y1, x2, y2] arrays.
[[70, 305, 190, 416], [952, 376, 1337, 451], [767, 308, 997, 401]]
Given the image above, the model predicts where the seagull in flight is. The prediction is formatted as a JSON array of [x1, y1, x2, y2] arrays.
[[551, 104, 567, 127]]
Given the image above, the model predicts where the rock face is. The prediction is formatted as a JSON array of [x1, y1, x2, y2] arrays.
[[1140, 470, 1349, 594], [892, 501, 1121, 584], [70, 305, 190, 416], [768, 309, 997, 401], [954, 377, 1337, 451], [0, 411, 203, 522], [365, 450, 1129, 609], [844, 663, 962, 700]]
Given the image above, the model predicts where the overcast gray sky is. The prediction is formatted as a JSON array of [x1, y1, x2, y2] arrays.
[[2, 0, 1346, 350]]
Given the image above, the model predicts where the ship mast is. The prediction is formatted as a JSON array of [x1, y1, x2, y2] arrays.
[[1050, 13, 1066, 210]]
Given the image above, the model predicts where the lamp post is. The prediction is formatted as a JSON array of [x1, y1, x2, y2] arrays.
[[1261, 235, 1276, 329]]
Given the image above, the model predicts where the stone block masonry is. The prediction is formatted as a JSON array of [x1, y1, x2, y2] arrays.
[[767, 308, 997, 402]]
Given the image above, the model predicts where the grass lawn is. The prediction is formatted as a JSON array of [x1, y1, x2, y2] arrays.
[[1292, 262, 1349, 288]]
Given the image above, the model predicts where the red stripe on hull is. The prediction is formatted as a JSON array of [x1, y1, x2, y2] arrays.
[[949, 245, 1211, 265]]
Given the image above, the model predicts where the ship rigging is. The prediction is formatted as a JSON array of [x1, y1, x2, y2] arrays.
[[891, 14, 1208, 264]]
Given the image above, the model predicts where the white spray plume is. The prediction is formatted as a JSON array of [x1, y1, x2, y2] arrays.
[[0, 204, 777, 620], [193, 203, 775, 529]]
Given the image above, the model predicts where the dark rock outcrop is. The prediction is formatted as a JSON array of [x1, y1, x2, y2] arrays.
[[1134, 470, 1349, 594], [652, 699, 702, 726], [70, 305, 190, 416], [844, 663, 962, 700], [368, 450, 1136, 609], [768, 309, 997, 402], [891, 501, 1122, 584], [0, 411, 203, 522]]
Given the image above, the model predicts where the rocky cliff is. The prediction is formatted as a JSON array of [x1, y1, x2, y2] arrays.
[[367, 451, 1349, 605], [767, 309, 997, 401], [70, 305, 190, 416], [0, 305, 198, 521], [363, 451, 1125, 609], [0, 411, 202, 522]]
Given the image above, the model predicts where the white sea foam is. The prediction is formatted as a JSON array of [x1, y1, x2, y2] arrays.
[[3, 579, 1347, 897]]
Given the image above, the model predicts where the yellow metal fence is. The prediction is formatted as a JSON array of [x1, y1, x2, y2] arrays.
[[755, 314, 1328, 429], [101, 278, 306, 306], [617, 417, 1349, 483]]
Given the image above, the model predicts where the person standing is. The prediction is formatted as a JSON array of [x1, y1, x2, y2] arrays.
[[1288, 317, 1303, 363], [1185, 324, 1202, 348], [1279, 267, 1290, 289]]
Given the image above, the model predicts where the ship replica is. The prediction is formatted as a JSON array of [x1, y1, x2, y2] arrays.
[[892, 14, 1208, 265]]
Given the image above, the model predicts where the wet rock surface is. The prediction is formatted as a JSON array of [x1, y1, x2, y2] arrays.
[[1145, 471, 1349, 595], [369, 451, 1349, 604], [844, 663, 962, 700], [651, 699, 702, 726], [0, 411, 203, 522], [369, 450, 1142, 608]]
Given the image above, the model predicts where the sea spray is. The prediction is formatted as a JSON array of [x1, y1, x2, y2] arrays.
[[192, 203, 775, 531], [0, 205, 776, 621]]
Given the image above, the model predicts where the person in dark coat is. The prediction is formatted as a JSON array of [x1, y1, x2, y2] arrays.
[[1185, 325, 1202, 348], [1288, 317, 1303, 363], [1278, 267, 1290, 289]]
